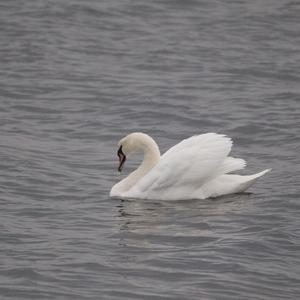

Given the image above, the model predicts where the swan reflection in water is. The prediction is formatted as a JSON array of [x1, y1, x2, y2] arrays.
[[115, 193, 254, 251]]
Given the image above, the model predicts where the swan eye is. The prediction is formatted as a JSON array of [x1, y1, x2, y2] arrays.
[[117, 145, 126, 172]]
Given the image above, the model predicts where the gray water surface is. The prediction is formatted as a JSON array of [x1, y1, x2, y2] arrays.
[[1, 1, 300, 299]]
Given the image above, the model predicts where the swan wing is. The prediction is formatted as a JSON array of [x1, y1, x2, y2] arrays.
[[127, 133, 234, 199]]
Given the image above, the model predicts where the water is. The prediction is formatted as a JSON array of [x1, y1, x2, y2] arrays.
[[1, 0, 300, 299]]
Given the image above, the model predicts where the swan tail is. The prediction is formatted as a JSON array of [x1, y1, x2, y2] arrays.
[[199, 169, 271, 198], [234, 168, 271, 192], [249, 168, 271, 179]]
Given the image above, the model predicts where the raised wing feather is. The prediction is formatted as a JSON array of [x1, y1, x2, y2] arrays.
[[213, 157, 246, 177], [128, 133, 233, 199]]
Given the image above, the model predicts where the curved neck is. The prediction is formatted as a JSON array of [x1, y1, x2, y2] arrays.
[[136, 136, 160, 176], [110, 134, 160, 197]]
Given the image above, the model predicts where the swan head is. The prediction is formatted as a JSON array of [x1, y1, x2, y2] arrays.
[[116, 132, 143, 172], [116, 132, 160, 172]]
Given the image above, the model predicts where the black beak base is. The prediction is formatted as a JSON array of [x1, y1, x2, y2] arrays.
[[117, 146, 126, 172]]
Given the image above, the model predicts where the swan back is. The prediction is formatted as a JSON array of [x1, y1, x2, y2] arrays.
[[127, 133, 234, 199]]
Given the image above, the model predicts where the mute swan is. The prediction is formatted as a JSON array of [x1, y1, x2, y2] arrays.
[[110, 132, 270, 200]]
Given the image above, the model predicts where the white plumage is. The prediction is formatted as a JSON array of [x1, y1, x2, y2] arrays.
[[110, 132, 270, 200]]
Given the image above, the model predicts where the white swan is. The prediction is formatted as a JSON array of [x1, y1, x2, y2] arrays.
[[110, 132, 270, 200]]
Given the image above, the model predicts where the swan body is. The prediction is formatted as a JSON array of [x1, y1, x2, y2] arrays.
[[110, 132, 270, 200]]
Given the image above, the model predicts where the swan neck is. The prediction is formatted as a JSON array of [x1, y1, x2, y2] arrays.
[[139, 138, 160, 173]]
